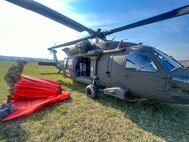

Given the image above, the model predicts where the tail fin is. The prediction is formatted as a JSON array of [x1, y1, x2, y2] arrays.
[[52, 50, 59, 64]]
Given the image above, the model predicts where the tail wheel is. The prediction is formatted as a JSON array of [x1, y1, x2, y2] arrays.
[[85, 84, 97, 99]]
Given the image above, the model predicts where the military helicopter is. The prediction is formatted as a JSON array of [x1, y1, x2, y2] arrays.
[[6, 0, 189, 104]]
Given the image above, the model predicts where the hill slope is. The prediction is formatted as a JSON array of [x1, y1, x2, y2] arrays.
[[180, 60, 189, 67], [0, 55, 54, 63], [0, 62, 189, 142]]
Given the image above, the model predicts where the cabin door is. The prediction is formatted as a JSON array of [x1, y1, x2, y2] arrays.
[[123, 49, 167, 99]]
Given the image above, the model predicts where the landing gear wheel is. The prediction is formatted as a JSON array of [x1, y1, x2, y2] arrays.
[[125, 95, 138, 103], [85, 84, 97, 99]]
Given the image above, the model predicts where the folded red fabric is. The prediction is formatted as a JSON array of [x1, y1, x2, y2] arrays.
[[2, 76, 70, 121]]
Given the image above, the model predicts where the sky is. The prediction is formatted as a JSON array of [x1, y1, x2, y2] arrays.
[[0, 0, 189, 60]]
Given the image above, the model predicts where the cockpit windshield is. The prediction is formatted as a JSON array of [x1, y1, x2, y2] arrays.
[[151, 48, 182, 71]]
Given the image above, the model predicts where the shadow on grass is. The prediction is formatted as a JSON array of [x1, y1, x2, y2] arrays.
[[58, 79, 86, 93], [96, 95, 189, 142], [57, 79, 189, 141], [40, 72, 59, 75], [0, 120, 28, 142]]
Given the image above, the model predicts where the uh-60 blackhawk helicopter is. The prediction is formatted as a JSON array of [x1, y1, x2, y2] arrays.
[[7, 0, 189, 104]]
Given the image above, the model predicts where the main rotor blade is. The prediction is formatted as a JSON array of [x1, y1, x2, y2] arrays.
[[109, 5, 189, 35], [48, 36, 92, 50], [6, 0, 94, 34]]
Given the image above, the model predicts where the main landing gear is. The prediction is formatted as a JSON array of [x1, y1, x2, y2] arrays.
[[85, 84, 98, 99], [85, 84, 137, 103]]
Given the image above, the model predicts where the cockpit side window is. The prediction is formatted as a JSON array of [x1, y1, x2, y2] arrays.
[[125, 50, 158, 72], [151, 48, 182, 71]]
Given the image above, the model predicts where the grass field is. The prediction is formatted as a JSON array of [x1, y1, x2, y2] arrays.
[[0, 61, 189, 142]]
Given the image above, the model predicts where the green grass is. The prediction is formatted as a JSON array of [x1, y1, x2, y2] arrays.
[[0, 61, 189, 142]]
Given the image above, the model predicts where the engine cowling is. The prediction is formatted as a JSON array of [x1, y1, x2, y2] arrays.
[[63, 40, 95, 56]]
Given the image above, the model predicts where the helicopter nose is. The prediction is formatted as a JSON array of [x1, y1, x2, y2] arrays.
[[171, 76, 189, 91]]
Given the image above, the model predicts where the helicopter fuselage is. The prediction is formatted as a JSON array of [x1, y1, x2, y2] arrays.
[[61, 40, 189, 104], [5, 0, 189, 104]]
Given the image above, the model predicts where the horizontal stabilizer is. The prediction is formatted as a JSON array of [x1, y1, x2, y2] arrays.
[[38, 62, 56, 66]]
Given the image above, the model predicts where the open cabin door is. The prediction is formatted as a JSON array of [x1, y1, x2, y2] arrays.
[[74, 57, 92, 84]]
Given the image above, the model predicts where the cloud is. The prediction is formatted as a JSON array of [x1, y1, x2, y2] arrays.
[[1, 0, 188, 60], [0, 0, 120, 59], [0, 0, 84, 59], [36, 0, 119, 30]]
